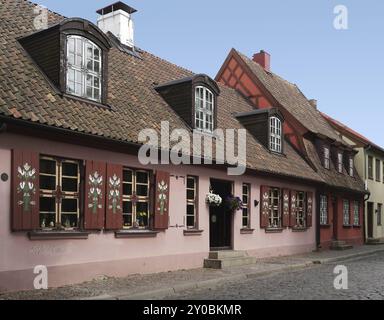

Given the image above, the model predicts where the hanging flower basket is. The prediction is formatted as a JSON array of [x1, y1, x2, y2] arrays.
[[226, 195, 243, 212], [206, 192, 222, 207]]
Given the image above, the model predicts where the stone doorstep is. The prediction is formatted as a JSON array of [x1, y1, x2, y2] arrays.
[[330, 240, 354, 251], [204, 256, 257, 269]]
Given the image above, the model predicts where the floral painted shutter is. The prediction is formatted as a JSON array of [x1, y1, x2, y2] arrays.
[[105, 163, 123, 230], [306, 192, 313, 228], [290, 191, 297, 227], [153, 171, 170, 230], [84, 160, 106, 230], [260, 186, 270, 228], [11, 149, 40, 231], [282, 189, 290, 228]]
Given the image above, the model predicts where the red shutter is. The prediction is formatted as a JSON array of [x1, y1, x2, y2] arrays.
[[11, 149, 40, 231], [260, 186, 270, 228], [105, 163, 123, 230], [282, 189, 290, 228], [153, 171, 170, 230], [290, 191, 297, 227], [84, 160, 106, 230], [306, 192, 313, 228]]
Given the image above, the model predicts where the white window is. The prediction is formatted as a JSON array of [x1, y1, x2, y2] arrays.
[[186, 176, 198, 229], [338, 153, 343, 173], [242, 184, 250, 228], [354, 201, 360, 226], [195, 86, 214, 133], [66, 35, 102, 102], [268, 188, 281, 228], [349, 157, 354, 177], [295, 192, 306, 228], [343, 199, 350, 226], [270, 117, 282, 153], [324, 147, 330, 169], [320, 195, 328, 225]]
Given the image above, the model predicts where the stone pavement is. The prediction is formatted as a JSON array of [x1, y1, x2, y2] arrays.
[[0, 245, 383, 300]]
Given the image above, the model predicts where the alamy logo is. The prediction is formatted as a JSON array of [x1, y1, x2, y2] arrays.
[[334, 5, 348, 30], [333, 265, 348, 290], [138, 121, 247, 176], [33, 265, 48, 290]]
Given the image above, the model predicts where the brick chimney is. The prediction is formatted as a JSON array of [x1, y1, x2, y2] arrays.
[[253, 50, 271, 72], [96, 2, 137, 48], [309, 99, 318, 109]]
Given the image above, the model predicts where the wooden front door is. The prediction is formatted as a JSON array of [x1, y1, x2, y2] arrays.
[[209, 179, 233, 250], [367, 202, 374, 239]]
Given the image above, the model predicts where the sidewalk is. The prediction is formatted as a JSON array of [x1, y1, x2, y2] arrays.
[[1, 245, 383, 300]]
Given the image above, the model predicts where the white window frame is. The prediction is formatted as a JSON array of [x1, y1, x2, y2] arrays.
[[338, 152, 343, 173], [242, 183, 251, 228], [66, 35, 102, 102], [194, 86, 214, 133], [353, 201, 360, 226], [320, 195, 328, 225], [186, 176, 198, 229], [324, 147, 330, 169], [270, 116, 282, 153], [343, 199, 350, 226], [268, 188, 281, 228]]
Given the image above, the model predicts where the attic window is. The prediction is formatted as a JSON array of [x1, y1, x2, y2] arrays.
[[349, 157, 354, 177], [66, 35, 102, 102], [269, 116, 282, 153], [324, 147, 330, 169], [337, 152, 343, 173], [195, 86, 214, 133]]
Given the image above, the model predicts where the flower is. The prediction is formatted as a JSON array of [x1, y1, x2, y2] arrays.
[[206, 192, 222, 207], [226, 195, 243, 211]]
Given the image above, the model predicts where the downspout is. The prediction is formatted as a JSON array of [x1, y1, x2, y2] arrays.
[[316, 190, 321, 249], [363, 145, 372, 243]]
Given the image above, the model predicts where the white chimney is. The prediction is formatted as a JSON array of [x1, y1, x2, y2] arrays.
[[96, 2, 137, 48]]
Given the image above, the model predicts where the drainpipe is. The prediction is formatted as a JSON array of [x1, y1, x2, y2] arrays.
[[363, 145, 372, 243], [316, 190, 321, 250]]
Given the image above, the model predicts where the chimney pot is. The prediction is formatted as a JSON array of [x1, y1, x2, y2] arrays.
[[252, 50, 271, 72], [309, 99, 318, 109]]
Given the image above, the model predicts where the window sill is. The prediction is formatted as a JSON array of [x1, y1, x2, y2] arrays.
[[320, 224, 331, 229], [291, 227, 308, 232], [183, 229, 204, 236], [265, 228, 284, 234], [62, 93, 111, 110], [343, 225, 353, 229], [115, 230, 159, 238], [240, 228, 255, 235], [353, 225, 362, 228], [28, 230, 89, 240]]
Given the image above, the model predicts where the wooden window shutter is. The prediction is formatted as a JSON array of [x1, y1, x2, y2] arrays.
[[11, 149, 40, 231], [306, 192, 313, 228], [260, 186, 270, 228], [105, 163, 123, 230], [282, 189, 290, 228], [289, 191, 297, 227], [84, 160, 106, 230], [153, 170, 170, 230]]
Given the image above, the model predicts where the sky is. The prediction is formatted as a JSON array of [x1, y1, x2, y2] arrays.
[[35, 0, 384, 147]]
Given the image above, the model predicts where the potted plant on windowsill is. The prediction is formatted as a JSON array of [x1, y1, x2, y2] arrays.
[[226, 195, 243, 212], [137, 212, 148, 227]]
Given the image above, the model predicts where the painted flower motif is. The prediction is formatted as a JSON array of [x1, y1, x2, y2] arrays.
[[17, 163, 36, 212], [108, 174, 121, 214], [157, 180, 168, 215], [88, 171, 103, 214]]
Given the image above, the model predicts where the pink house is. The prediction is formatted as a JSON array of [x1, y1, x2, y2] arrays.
[[0, 1, 363, 292]]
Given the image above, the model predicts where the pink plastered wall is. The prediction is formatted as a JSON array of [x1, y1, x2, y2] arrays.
[[0, 133, 316, 291]]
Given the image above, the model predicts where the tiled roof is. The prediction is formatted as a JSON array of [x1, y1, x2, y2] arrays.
[[234, 50, 365, 192], [235, 50, 343, 142], [0, 0, 323, 183]]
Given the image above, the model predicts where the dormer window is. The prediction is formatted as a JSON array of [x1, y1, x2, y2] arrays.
[[324, 147, 330, 169], [337, 152, 343, 173], [195, 86, 214, 133], [66, 35, 102, 102], [270, 116, 282, 153]]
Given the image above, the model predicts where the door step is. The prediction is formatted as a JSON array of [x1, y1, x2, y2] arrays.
[[204, 251, 256, 269], [367, 238, 384, 245], [330, 241, 353, 251]]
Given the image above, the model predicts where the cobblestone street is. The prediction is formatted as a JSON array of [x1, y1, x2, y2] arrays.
[[162, 252, 384, 300]]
